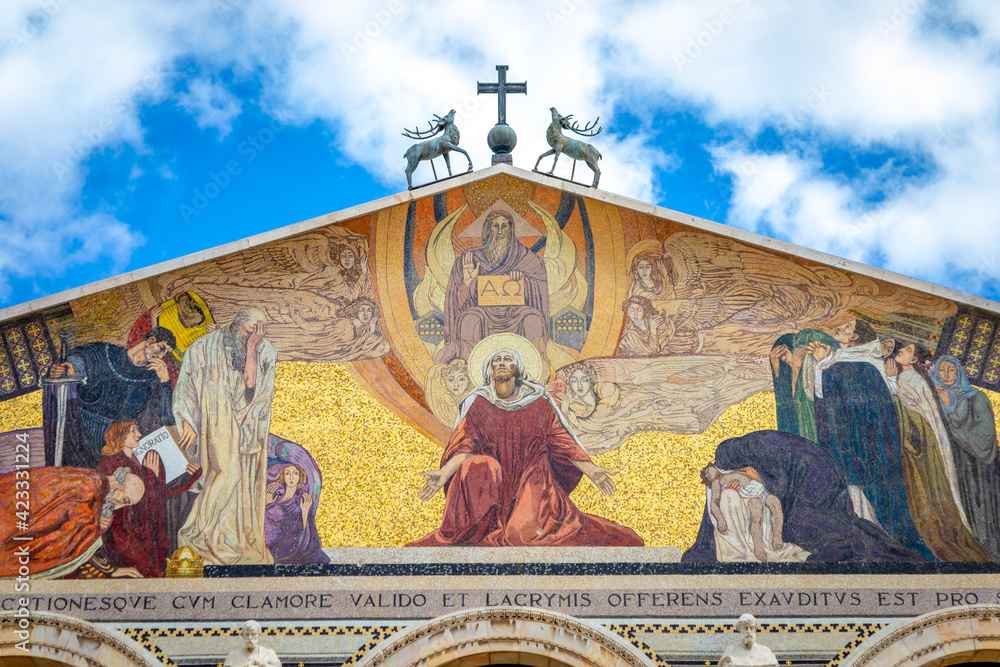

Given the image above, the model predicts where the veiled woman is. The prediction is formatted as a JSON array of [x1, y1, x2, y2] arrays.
[[933, 355, 1000, 560], [886, 343, 990, 561]]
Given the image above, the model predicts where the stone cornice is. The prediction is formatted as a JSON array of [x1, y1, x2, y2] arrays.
[[357, 606, 654, 667], [843, 604, 1000, 667], [0, 610, 164, 667]]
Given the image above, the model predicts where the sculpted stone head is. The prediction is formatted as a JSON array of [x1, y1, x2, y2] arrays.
[[241, 620, 262, 650], [736, 614, 758, 648]]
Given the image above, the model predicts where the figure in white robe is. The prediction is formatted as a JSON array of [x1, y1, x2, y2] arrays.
[[173, 307, 276, 565]]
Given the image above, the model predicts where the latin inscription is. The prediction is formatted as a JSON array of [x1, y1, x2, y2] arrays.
[[3, 588, 999, 621]]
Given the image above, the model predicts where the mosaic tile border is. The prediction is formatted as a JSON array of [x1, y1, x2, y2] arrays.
[[604, 622, 889, 667], [123, 624, 403, 667], [124, 620, 887, 667], [206, 562, 1000, 578]]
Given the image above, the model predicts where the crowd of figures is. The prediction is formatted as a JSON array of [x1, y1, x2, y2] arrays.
[[1, 292, 331, 580], [685, 317, 1000, 563]]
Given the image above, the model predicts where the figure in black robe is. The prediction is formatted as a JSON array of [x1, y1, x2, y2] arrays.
[[814, 359, 933, 561], [43, 337, 175, 469], [682, 430, 923, 563]]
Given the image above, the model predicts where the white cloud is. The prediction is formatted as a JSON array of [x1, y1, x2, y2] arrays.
[[177, 78, 243, 138]]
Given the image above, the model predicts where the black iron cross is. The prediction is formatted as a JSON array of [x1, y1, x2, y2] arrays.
[[477, 65, 527, 125]]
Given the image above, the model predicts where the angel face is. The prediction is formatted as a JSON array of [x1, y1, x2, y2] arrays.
[[282, 466, 301, 488], [444, 369, 470, 396], [357, 304, 374, 324], [635, 259, 653, 284], [626, 302, 646, 326], [340, 248, 356, 269], [568, 368, 594, 398]]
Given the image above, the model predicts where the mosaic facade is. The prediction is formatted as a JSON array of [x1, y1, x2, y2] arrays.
[[1, 168, 999, 667]]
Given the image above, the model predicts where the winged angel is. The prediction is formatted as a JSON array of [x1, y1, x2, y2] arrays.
[[623, 232, 876, 358], [415, 201, 587, 425]]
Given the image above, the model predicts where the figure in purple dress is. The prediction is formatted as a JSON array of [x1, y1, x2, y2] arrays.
[[264, 460, 329, 564]]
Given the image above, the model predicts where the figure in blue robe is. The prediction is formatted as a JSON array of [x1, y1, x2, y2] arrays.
[[814, 359, 933, 561]]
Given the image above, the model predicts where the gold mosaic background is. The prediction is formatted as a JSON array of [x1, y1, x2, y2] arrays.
[[5, 362, 1000, 549]]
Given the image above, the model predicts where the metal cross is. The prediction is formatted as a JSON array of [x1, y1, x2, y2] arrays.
[[477, 65, 527, 125]]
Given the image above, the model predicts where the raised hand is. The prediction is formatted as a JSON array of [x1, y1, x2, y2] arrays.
[[418, 469, 448, 500], [587, 465, 618, 497], [808, 341, 832, 362], [768, 345, 791, 373], [143, 450, 163, 475], [461, 252, 480, 288], [265, 482, 281, 504], [247, 321, 267, 349], [148, 357, 170, 382]]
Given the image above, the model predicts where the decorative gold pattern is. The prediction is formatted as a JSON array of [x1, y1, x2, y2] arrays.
[[606, 621, 889, 667], [122, 624, 403, 667]]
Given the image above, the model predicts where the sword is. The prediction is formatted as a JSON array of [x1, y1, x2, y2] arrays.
[[41, 329, 82, 467]]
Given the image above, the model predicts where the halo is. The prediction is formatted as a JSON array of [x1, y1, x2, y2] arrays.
[[468, 333, 544, 386]]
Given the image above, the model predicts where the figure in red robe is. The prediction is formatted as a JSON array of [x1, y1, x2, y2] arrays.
[[436, 210, 549, 364], [0, 467, 146, 579], [97, 421, 202, 577], [410, 343, 643, 547]]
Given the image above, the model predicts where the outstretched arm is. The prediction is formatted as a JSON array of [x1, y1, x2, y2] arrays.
[[573, 459, 617, 496], [417, 453, 470, 500]]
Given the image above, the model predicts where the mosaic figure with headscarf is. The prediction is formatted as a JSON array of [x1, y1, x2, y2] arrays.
[[933, 355, 1000, 560], [410, 333, 643, 547]]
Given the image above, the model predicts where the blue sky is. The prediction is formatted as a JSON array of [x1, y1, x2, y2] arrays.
[[1, 0, 999, 309]]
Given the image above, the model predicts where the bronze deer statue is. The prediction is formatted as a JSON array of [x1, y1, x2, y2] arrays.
[[534, 107, 602, 187], [403, 109, 472, 188]]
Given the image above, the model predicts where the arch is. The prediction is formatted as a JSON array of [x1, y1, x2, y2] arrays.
[[0, 610, 164, 667], [842, 605, 1000, 667], [355, 607, 657, 667]]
